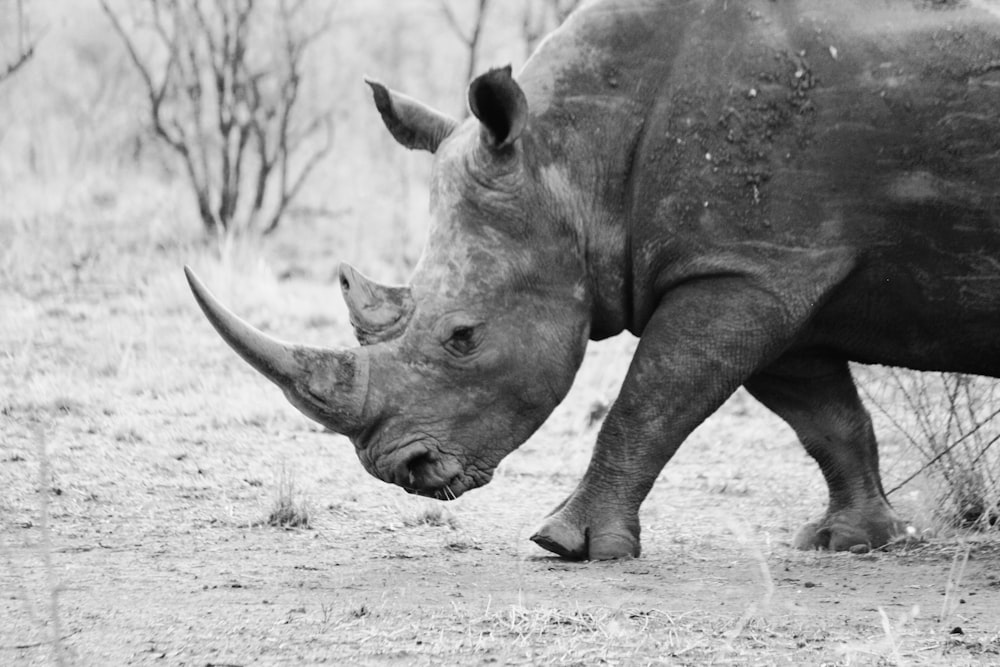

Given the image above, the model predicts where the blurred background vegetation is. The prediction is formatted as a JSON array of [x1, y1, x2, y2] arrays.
[[0, 0, 578, 281]]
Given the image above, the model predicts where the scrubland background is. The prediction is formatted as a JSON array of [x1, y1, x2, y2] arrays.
[[1, 0, 546, 280]]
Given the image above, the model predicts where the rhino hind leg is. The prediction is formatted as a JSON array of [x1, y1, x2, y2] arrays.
[[745, 358, 907, 552], [791, 506, 905, 552]]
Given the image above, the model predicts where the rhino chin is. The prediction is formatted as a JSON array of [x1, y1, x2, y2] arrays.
[[411, 471, 492, 501]]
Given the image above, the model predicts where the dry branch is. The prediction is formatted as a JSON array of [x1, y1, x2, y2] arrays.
[[100, 0, 334, 235], [521, 0, 581, 59], [440, 0, 490, 88], [0, 0, 38, 85]]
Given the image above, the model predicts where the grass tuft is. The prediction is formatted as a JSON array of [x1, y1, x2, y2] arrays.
[[264, 465, 312, 529], [402, 503, 458, 529]]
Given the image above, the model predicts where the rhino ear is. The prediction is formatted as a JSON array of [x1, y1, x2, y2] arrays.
[[365, 77, 458, 153], [468, 65, 528, 150]]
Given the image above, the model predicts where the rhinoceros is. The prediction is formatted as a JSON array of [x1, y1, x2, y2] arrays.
[[185, 0, 1000, 560]]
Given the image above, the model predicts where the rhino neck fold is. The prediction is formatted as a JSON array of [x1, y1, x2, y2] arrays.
[[518, 1, 712, 339]]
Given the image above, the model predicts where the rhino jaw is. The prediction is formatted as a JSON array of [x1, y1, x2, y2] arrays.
[[184, 266, 372, 437]]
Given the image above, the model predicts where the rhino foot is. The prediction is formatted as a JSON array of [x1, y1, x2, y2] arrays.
[[793, 505, 908, 552], [530, 502, 639, 561]]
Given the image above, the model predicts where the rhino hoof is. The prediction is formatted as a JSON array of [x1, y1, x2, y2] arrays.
[[588, 532, 640, 560], [792, 521, 834, 550], [530, 521, 639, 561], [793, 522, 875, 552], [793, 510, 907, 552], [530, 521, 588, 560]]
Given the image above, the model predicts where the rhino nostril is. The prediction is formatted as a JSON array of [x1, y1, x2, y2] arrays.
[[403, 450, 436, 488]]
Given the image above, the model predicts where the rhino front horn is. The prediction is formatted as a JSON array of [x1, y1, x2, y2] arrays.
[[184, 266, 372, 437]]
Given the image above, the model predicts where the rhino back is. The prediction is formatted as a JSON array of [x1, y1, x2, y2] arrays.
[[520, 0, 1000, 370]]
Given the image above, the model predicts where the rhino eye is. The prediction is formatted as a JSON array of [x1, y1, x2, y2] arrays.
[[446, 325, 477, 357]]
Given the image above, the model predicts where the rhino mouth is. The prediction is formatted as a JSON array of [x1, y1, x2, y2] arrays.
[[382, 440, 491, 500]]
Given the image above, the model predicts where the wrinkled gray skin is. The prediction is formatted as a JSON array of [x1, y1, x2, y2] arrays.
[[188, 0, 1000, 560]]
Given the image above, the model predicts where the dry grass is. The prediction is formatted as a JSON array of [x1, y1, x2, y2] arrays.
[[471, 603, 690, 662], [264, 464, 313, 529], [859, 368, 1000, 534], [401, 502, 459, 529], [312, 590, 999, 666]]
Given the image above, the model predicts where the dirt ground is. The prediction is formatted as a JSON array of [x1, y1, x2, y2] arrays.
[[2, 210, 1000, 666]]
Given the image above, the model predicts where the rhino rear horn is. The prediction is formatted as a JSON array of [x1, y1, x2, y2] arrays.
[[184, 266, 372, 437], [365, 77, 458, 153], [338, 263, 415, 345], [468, 65, 528, 150]]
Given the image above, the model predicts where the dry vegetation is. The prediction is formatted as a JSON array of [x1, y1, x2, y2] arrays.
[[264, 463, 313, 529], [860, 370, 1000, 532], [1, 0, 999, 665]]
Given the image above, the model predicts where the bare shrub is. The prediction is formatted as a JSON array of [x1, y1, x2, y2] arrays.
[[439, 0, 583, 90], [861, 369, 1000, 531], [100, 0, 333, 236]]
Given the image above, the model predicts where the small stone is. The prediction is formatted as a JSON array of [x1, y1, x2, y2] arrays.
[[849, 544, 870, 554]]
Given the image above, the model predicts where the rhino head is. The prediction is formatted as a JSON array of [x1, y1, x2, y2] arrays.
[[187, 67, 591, 500]]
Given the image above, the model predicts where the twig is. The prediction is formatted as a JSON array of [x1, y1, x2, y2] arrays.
[[884, 409, 1000, 496], [7, 629, 82, 651], [35, 426, 66, 667], [0, 0, 40, 85], [440, 0, 491, 86], [939, 543, 970, 624]]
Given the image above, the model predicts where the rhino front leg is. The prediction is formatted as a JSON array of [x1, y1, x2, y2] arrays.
[[744, 358, 906, 551], [531, 279, 808, 560]]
